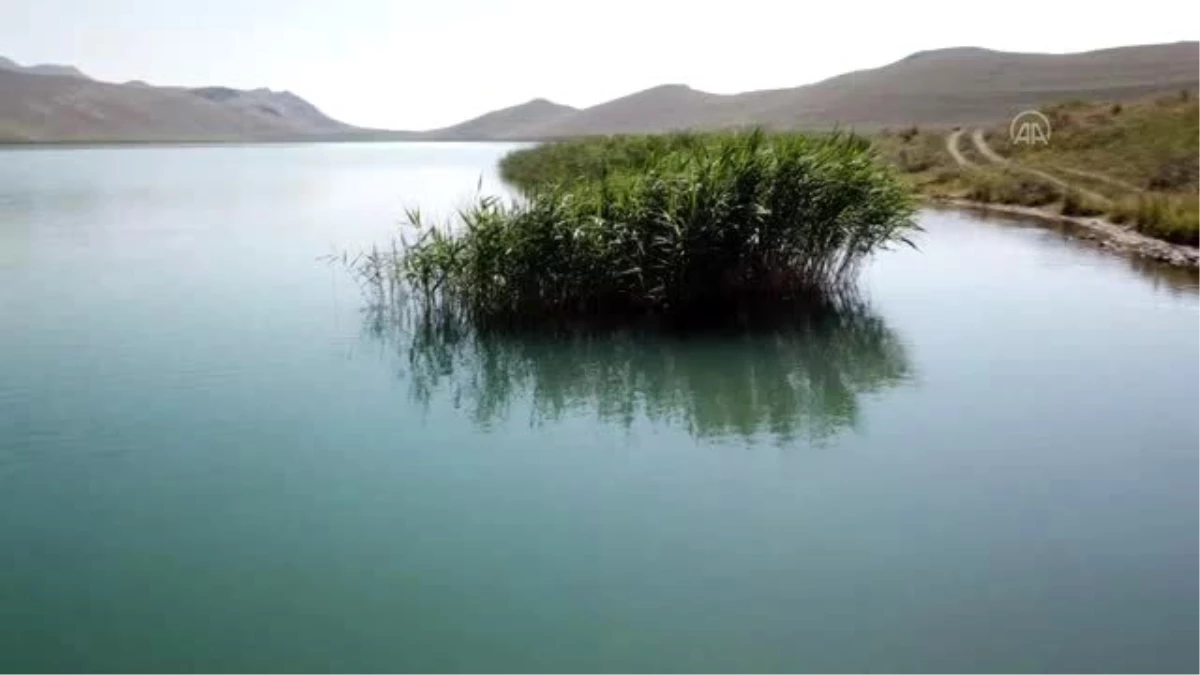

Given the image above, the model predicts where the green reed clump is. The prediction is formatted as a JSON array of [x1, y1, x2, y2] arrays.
[[398, 130, 917, 322], [499, 132, 709, 189]]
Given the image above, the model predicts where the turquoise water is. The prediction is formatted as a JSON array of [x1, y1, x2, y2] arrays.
[[0, 143, 1196, 673]]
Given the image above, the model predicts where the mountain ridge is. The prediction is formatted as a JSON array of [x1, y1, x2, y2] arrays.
[[2, 41, 1196, 142], [424, 98, 579, 140], [0, 65, 357, 141], [477, 40, 1199, 139], [0, 56, 90, 80]]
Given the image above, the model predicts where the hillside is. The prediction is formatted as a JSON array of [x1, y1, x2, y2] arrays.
[[757, 42, 1200, 130], [0, 60, 355, 142], [463, 41, 1199, 138], [872, 90, 1199, 249], [0, 56, 90, 79], [530, 85, 728, 138], [187, 86, 351, 133], [426, 98, 578, 140], [990, 94, 1199, 192]]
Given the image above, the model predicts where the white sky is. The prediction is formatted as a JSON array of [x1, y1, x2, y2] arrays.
[[1, 0, 1195, 130]]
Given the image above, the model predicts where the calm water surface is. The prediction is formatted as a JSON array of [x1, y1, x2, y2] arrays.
[[0, 144, 1196, 673]]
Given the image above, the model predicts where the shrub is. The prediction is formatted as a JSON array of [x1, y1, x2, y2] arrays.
[[896, 148, 936, 173], [1061, 188, 1106, 217], [1146, 155, 1199, 191], [927, 167, 961, 185], [964, 170, 1058, 207], [1110, 194, 1200, 245]]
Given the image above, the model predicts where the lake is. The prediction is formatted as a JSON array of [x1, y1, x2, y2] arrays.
[[0, 143, 1196, 673]]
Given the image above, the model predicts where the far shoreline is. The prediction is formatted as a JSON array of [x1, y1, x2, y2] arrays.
[[926, 198, 1200, 270], [4, 138, 1195, 271]]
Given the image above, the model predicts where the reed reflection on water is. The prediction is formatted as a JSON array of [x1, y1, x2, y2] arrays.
[[360, 291, 914, 444]]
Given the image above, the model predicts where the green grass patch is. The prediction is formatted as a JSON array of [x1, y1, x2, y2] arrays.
[[871, 127, 958, 176], [1003, 93, 1199, 193], [960, 169, 1060, 207], [0, 120, 33, 142], [1060, 187, 1107, 217], [865, 93, 1199, 249], [1110, 194, 1200, 245]]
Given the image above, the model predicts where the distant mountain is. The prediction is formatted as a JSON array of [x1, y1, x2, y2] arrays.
[[426, 98, 578, 140], [0, 57, 89, 80], [187, 86, 351, 132], [445, 41, 1200, 138], [740, 41, 1200, 130], [0, 60, 357, 141], [20, 64, 90, 79], [529, 85, 725, 138]]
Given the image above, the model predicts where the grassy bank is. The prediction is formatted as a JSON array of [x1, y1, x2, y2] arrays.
[[873, 92, 1199, 246], [997, 92, 1198, 192], [383, 131, 916, 323]]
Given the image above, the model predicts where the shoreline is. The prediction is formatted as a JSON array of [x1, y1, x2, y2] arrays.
[[3, 138, 1195, 271], [928, 197, 1200, 270]]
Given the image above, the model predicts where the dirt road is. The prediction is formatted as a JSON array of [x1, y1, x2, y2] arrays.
[[945, 129, 973, 167]]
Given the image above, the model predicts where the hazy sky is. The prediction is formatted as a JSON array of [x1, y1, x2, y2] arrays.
[[1, 0, 1195, 129]]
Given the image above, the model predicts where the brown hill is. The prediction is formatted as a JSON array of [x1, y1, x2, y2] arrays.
[[0, 64, 355, 141], [495, 41, 1200, 138], [427, 98, 578, 140], [0, 57, 90, 80], [753, 42, 1200, 130], [528, 85, 725, 138], [187, 86, 351, 133]]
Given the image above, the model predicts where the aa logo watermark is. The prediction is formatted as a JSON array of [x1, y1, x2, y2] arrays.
[[1010, 110, 1051, 145]]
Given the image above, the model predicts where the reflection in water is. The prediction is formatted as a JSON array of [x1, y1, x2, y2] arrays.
[[362, 295, 913, 444], [1126, 255, 1200, 295]]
